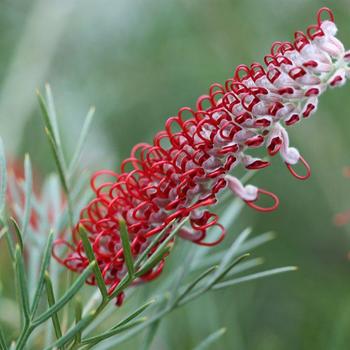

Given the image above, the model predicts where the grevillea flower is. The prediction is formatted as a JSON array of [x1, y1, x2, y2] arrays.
[[54, 8, 350, 303]]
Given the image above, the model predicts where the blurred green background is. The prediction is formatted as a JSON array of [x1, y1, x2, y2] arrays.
[[1, 0, 350, 349]]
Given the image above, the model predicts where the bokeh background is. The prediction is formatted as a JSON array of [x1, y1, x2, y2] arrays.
[[1, 0, 350, 349]]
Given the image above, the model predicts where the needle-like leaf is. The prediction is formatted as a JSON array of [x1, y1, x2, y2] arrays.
[[193, 328, 226, 350], [174, 265, 218, 305], [15, 245, 30, 325], [213, 266, 298, 290], [22, 154, 32, 238], [44, 272, 63, 341], [33, 262, 96, 327], [45, 312, 96, 350], [80, 225, 108, 299], [136, 218, 187, 277], [68, 106, 95, 179], [31, 231, 54, 315], [9, 217, 24, 253], [119, 219, 135, 278], [81, 317, 148, 347], [0, 327, 8, 350], [134, 219, 175, 267]]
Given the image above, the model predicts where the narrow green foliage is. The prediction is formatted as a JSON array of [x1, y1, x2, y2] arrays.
[[9, 217, 23, 253], [179, 254, 249, 306], [80, 226, 108, 299], [15, 245, 30, 325], [0, 226, 7, 241], [46, 312, 96, 350], [37, 89, 66, 172], [33, 262, 96, 327], [38, 89, 74, 231], [31, 230, 54, 315], [45, 84, 61, 148], [0, 327, 8, 350], [44, 127, 68, 194], [209, 253, 250, 286], [136, 218, 187, 277], [238, 231, 276, 253], [213, 266, 298, 290], [134, 219, 175, 267], [5, 230, 15, 261], [74, 297, 83, 345], [193, 328, 226, 350], [141, 319, 160, 350], [68, 106, 95, 179], [0, 137, 7, 217], [174, 265, 218, 305], [44, 272, 63, 341], [81, 317, 148, 347], [136, 246, 170, 278], [113, 299, 155, 329], [119, 219, 135, 278], [22, 154, 32, 238]]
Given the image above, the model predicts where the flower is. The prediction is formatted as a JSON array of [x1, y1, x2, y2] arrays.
[[54, 8, 350, 302]]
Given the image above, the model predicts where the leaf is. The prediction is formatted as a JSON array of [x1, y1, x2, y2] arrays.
[[213, 266, 298, 290], [119, 220, 135, 278], [0, 327, 8, 350], [33, 262, 95, 327], [5, 230, 15, 261], [68, 106, 95, 179], [43, 127, 74, 230], [210, 253, 250, 286], [134, 219, 175, 267], [31, 230, 54, 315], [81, 317, 147, 347], [15, 245, 30, 325], [44, 272, 63, 341], [37, 88, 66, 172], [0, 226, 7, 241], [193, 328, 226, 350], [9, 217, 24, 253], [45, 84, 61, 147], [135, 246, 170, 278], [74, 297, 83, 345], [22, 154, 32, 238], [44, 127, 69, 195], [38, 89, 74, 230], [113, 299, 155, 329], [174, 265, 218, 305], [194, 231, 274, 270], [224, 257, 264, 277], [136, 218, 187, 277], [238, 231, 276, 253], [80, 226, 108, 299], [0, 137, 7, 216], [141, 319, 160, 350], [204, 228, 252, 287], [45, 312, 96, 350], [179, 254, 249, 306]]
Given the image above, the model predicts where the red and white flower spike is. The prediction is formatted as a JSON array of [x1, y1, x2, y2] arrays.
[[54, 8, 350, 303]]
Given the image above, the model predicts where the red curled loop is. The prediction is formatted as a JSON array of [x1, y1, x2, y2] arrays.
[[194, 224, 226, 247], [245, 188, 280, 212], [285, 156, 311, 180], [317, 7, 334, 26]]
